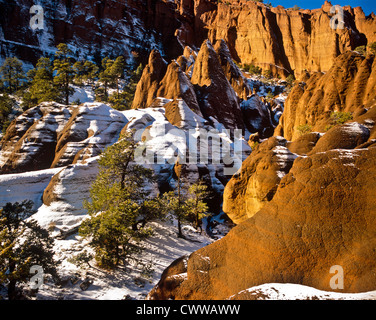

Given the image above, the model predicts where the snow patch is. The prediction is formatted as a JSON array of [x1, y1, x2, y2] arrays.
[[230, 283, 376, 300]]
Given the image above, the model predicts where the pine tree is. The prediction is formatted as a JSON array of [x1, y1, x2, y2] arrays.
[[109, 63, 143, 111], [82, 60, 99, 86], [72, 60, 86, 86], [53, 43, 75, 105], [22, 57, 59, 109], [72, 60, 98, 86], [111, 56, 125, 99], [186, 180, 210, 233], [0, 200, 59, 300], [163, 163, 211, 237], [0, 57, 25, 94], [0, 93, 16, 133], [163, 181, 188, 238], [96, 57, 114, 102], [80, 131, 164, 269]]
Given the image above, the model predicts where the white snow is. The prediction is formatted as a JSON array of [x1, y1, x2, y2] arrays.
[[34, 221, 213, 300], [69, 85, 95, 104], [230, 283, 376, 300], [0, 167, 62, 210]]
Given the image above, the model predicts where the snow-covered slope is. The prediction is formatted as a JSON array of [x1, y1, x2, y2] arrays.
[[35, 221, 213, 300]]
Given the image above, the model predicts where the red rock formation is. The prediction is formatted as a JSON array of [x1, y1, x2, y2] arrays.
[[132, 39, 245, 130], [131, 49, 168, 109], [213, 39, 250, 99], [191, 39, 244, 130], [223, 136, 297, 224], [276, 51, 376, 141], [157, 61, 202, 115], [148, 145, 376, 299], [2, 0, 375, 78], [203, 1, 376, 78]]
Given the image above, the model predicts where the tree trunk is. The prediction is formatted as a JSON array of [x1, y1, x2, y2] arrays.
[[7, 258, 17, 300], [8, 279, 17, 300], [177, 219, 183, 238]]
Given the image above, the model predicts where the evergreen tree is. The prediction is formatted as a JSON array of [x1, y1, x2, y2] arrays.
[[53, 43, 75, 105], [111, 56, 125, 99], [0, 200, 59, 300], [96, 57, 114, 102], [72, 60, 98, 86], [186, 180, 210, 233], [22, 57, 58, 109], [163, 164, 210, 237], [0, 57, 25, 94], [163, 174, 189, 238], [72, 60, 86, 86], [82, 60, 99, 86], [109, 63, 143, 111], [80, 131, 163, 269], [0, 93, 16, 133]]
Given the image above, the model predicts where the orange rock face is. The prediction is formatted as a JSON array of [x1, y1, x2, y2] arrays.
[[222, 136, 297, 224], [276, 51, 376, 141], [149, 145, 376, 299], [201, 1, 376, 78], [132, 39, 246, 130]]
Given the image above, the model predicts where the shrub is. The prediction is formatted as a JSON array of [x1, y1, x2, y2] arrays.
[[263, 69, 273, 79], [355, 45, 366, 56], [296, 124, 312, 136], [368, 42, 376, 55], [286, 74, 296, 86], [330, 111, 353, 125], [248, 64, 262, 75]]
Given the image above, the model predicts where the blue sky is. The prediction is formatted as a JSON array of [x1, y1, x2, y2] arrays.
[[270, 1, 375, 15]]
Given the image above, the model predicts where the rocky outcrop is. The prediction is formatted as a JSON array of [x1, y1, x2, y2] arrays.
[[0, 103, 72, 173], [240, 94, 275, 137], [213, 39, 250, 99], [0, 102, 127, 174], [131, 50, 168, 109], [275, 51, 376, 141], [222, 136, 297, 224], [157, 61, 202, 115], [191, 40, 244, 130], [204, 1, 376, 78], [0, 0, 183, 65], [308, 122, 370, 154], [286, 132, 322, 155], [2, 0, 376, 79], [132, 39, 245, 131], [149, 145, 376, 299]]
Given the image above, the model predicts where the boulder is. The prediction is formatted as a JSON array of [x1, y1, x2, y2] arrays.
[[286, 132, 322, 155], [240, 94, 274, 138], [309, 122, 370, 154]]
